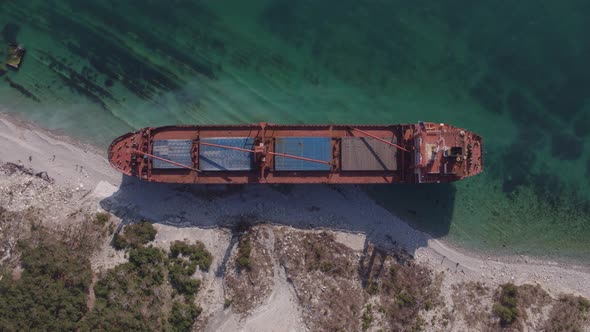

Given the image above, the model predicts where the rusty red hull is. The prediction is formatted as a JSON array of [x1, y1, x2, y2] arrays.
[[108, 122, 483, 184]]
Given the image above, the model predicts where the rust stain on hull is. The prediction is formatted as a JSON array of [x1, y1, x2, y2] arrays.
[[108, 122, 483, 184]]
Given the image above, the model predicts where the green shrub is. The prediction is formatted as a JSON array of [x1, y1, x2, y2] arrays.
[[502, 283, 518, 299], [94, 212, 110, 225], [0, 240, 92, 331], [107, 222, 116, 235], [113, 233, 128, 250], [362, 304, 373, 331], [113, 221, 157, 250], [129, 246, 165, 266], [493, 304, 518, 325], [83, 246, 168, 331], [319, 261, 334, 273], [237, 237, 252, 270], [168, 258, 201, 296], [169, 301, 202, 332], [396, 292, 415, 307], [494, 283, 519, 326], [389, 265, 398, 278], [224, 298, 233, 308], [367, 279, 379, 295], [169, 240, 212, 271], [579, 297, 590, 312], [168, 257, 198, 278], [166, 241, 212, 296]]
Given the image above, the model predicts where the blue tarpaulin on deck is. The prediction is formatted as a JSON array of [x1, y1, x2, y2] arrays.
[[274, 137, 331, 171], [199, 137, 255, 171], [152, 140, 193, 169]]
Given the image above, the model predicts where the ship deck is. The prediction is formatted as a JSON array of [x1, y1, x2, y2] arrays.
[[108, 122, 482, 184]]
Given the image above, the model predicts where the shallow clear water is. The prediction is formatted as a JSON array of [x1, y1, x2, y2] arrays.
[[1, 1, 589, 261]]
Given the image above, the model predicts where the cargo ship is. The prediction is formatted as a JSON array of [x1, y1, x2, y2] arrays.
[[108, 122, 483, 184]]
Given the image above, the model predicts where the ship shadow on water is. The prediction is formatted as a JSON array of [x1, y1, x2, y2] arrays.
[[100, 175, 455, 263]]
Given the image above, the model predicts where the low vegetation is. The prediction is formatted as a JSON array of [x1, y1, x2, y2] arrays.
[[373, 252, 441, 330], [0, 239, 92, 331], [224, 226, 275, 315], [0, 209, 212, 332], [55, 211, 116, 257], [113, 221, 157, 250], [468, 282, 590, 330], [451, 281, 491, 329], [236, 237, 252, 270], [83, 237, 212, 331], [277, 231, 443, 331], [168, 240, 212, 297], [82, 246, 168, 331], [3, 196, 590, 331], [276, 230, 363, 331], [94, 212, 111, 226], [169, 301, 202, 332], [493, 283, 520, 326], [170, 240, 213, 271], [543, 294, 590, 331], [233, 218, 254, 271], [0, 209, 114, 330], [303, 232, 354, 276], [361, 304, 374, 331]]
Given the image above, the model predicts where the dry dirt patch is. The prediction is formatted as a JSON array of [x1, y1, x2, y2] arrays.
[[275, 228, 365, 331], [224, 225, 274, 316]]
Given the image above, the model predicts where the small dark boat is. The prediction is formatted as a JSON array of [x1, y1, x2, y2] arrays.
[[6, 44, 25, 69]]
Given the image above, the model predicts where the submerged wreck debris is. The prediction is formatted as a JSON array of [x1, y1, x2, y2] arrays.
[[6, 44, 25, 69]]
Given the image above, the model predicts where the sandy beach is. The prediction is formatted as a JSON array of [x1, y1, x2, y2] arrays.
[[1, 111, 589, 330]]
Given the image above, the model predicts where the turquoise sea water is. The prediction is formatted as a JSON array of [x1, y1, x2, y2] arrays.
[[1, 1, 589, 261]]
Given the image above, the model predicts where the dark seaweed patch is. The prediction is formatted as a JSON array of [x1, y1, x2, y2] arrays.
[[506, 91, 550, 130], [46, 12, 182, 100], [32, 5, 184, 99], [39, 51, 114, 111], [470, 74, 504, 114], [230, 50, 253, 68], [529, 172, 565, 208], [573, 111, 590, 138], [260, 0, 414, 85], [1, 23, 19, 44], [501, 142, 534, 194], [4, 77, 40, 102], [550, 131, 583, 161], [537, 74, 590, 122], [261, 1, 302, 46], [477, 4, 590, 124], [209, 39, 226, 54], [63, 1, 217, 80]]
